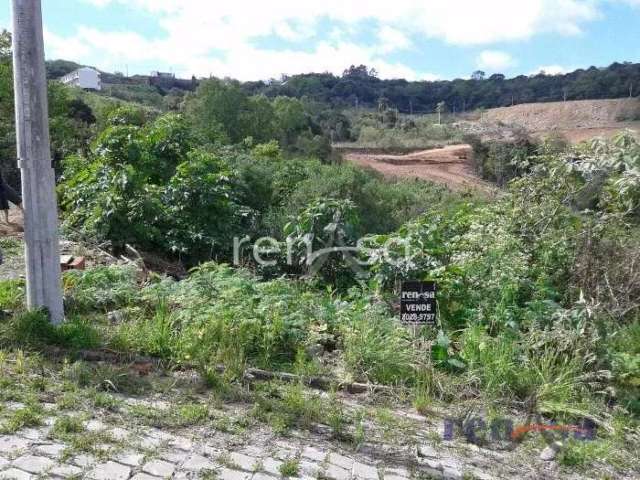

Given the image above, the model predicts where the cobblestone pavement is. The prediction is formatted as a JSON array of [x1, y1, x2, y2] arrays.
[[0, 396, 606, 480]]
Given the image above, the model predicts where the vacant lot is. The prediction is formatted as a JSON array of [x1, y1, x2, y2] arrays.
[[344, 144, 492, 192]]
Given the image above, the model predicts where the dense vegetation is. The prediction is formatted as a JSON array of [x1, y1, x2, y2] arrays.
[[247, 63, 640, 114], [3, 131, 640, 471]]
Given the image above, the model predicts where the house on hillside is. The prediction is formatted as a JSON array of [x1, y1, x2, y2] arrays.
[[59, 67, 102, 91], [148, 71, 198, 91]]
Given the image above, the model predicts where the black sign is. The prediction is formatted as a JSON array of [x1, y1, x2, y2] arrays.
[[400, 281, 436, 325]]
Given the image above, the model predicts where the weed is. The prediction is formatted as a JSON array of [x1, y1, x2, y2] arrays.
[[90, 391, 122, 410], [279, 458, 300, 477], [0, 280, 24, 310], [176, 403, 210, 425], [52, 415, 85, 436], [0, 404, 43, 433], [0, 238, 20, 256]]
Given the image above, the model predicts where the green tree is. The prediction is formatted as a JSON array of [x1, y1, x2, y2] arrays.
[[0, 30, 16, 187], [186, 78, 250, 144], [272, 96, 307, 147]]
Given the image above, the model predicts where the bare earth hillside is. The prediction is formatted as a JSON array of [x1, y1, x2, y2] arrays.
[[344, 144, 492, 192], [485, 98, 640, 142]]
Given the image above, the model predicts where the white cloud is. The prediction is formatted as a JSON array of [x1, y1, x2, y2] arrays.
[[477, 50, 514, 71], [56, 0, 605, 80], [377, 26, 412, 53]]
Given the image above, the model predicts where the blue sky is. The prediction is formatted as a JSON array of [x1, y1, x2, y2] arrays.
[[2, 0, 640, 81]]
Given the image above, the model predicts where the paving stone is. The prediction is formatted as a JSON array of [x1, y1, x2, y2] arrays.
[[17, 429, 46, 441], [385, 474, 409, 480], [384, 467, 410, 480], [139, 435, 164, 449], [418, 464, 442, 479], [143, 459, 176, 477], [169, 435, 193, 451], [261, 457, 283, 476], [48, 464, 83, 478], [324, 463, 351, 480], [540, 442, 562, 461], [131, 474, 162, 480], [469, 471, 495, 480], [252, 473, 277, 480], [0, 458, 9, 469], [240, 445, 264, 458], [329, 453, 353, 471], [11, 455, 55, 474], [115, 451, 145, 467], [0, 437, 30, 455], [160, 449, 190, 464], [417, 445, 439, 459], [85, 420, 107, 432], [442, 466, 463, 480], [200, 445, 222, 458], [33, 443, 65, 458], [220, 467, 252, 480], [87, 461, 131, 480], [0, 468, 33, 479], [301, 446, 327, 463], [72, 454, 97, 468], [352, 462, 378, 480], [230, 452, 258, 471], [182, 454, 217, 472], [419, 458, 441, 470], [272, 442, 298, 460], [299, 459, 322, 478]]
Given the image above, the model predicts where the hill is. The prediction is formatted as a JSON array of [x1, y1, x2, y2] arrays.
[[45, 59, 640, 117], [247, 62, 640, 114]]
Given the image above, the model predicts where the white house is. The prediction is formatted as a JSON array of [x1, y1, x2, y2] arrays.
[[59, 67, 102, 91]]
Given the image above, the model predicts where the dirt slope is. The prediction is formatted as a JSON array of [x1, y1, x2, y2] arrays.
[[345, 144, 492, 192], [485, 98, 640, 142]]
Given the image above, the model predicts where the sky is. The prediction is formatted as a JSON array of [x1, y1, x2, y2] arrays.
[[1, 0, 640, 81]]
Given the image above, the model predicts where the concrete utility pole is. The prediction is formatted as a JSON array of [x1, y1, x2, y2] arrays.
[[12, 0, 64, 324]]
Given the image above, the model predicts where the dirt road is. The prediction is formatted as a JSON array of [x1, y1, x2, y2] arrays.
[[344, 144, 492, 192]]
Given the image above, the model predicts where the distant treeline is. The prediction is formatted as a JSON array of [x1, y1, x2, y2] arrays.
[[242, 63, 640, 113]]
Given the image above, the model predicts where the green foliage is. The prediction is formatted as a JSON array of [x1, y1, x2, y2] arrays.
[[0, 309, 102, 351], [63, 265, 139, 313], [60, 114, 245, 261], [185, 79, 334, 159], [284, 198, 360, 283], [346, 110, 463, 150], [278, 458, 300, 477], [341, 303, 417, 384], [250, 62, 640, 112], [469, 133, 538, 185], [186, 78, 262, 144], [0, 280, 24, 310], [0, 404, 43, 433]]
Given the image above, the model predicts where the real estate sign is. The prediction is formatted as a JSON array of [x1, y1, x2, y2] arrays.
[[400, 281, 436, 325]]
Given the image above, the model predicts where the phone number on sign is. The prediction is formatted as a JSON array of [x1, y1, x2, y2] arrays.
[[401, 313, 436, 323]]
